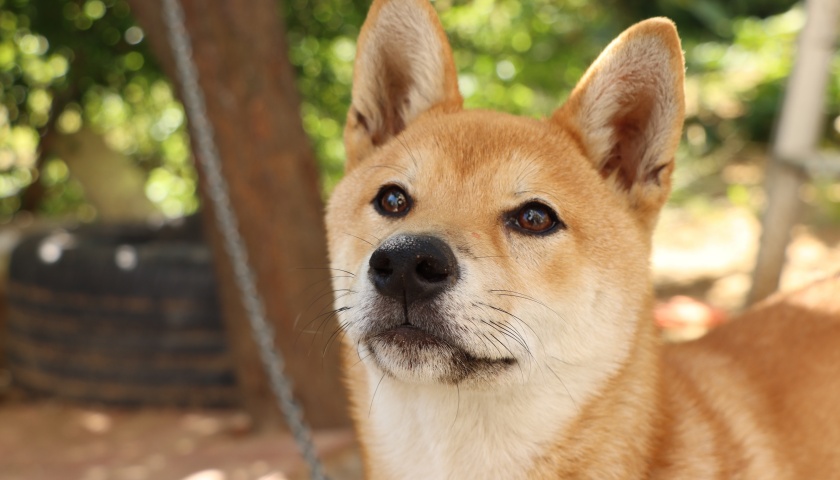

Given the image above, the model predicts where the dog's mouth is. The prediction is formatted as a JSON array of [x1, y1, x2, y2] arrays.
[[365, 323, 516, 384], [373, 323, 449, 349]]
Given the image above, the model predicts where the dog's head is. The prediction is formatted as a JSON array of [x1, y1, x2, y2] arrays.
[[326, 0, 684, 388]]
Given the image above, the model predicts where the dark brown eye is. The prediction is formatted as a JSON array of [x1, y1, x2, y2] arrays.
[[374, 185, 411, 216], [512, 202, 562, 234]]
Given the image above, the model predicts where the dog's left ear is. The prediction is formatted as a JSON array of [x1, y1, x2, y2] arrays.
[[344, 0, 462, 171], [553, 18, 685, 228]]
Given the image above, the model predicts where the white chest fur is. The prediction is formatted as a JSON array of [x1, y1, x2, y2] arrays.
[[363, 367, 586, 480]]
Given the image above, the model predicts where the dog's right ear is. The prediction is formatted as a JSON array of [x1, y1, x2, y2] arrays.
[[553, 19, 684, 230], [344, 0, 462, 170]]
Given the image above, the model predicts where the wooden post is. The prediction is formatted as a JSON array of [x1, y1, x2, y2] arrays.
[[748, 0, 840, 305], [128, 0, 349, 428]]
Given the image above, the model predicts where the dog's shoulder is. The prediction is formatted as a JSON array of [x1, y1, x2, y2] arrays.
[[661, 273, 840, 478]]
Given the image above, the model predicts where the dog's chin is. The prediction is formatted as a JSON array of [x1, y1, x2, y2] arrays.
[[365, 325, 516, 385]]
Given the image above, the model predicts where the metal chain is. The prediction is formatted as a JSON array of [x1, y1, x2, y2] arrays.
[[160, 1, 327, 479]]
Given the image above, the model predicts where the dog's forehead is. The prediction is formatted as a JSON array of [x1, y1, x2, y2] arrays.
[[388, 111, 591, 192]]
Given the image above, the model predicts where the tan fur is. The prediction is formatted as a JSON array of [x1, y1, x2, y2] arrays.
[[325, 1, 840, 478]]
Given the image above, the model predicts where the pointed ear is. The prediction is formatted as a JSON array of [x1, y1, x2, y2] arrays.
[[344, 0, 462, 170], [553, 18, 685, 227]]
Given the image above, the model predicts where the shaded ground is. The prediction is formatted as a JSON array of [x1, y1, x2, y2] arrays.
[[0, 400, 360, 480], [1, 204, 839, 480]]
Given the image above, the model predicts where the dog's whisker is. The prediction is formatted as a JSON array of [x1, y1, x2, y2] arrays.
[[489, 291, 539, 302], [491, 318, 529, 351], [450, 383, 461, 431], [297, 308, 352, 336], [296, 299, 352, 330], [322, 318, 360, 359], [309, 289, 356, 317], [296, 302, 351, 341], [293, 266, 356, 277], [357, 231, 382, 243], [474, 302, 534, 353], [303, 306, 352, 355], [480, 332, 504, 360], [467, 312, 501, 350], [488, 289, 559, 316], [294, 289, 355, 340], [321, 323, 347, 359], [342, 231, 376, 247], [310, 298, 355, 344], [369, 372, 387, 418], [544, 363, 579, 413], [294, 306, 351, 343], [467, 317, 504, 361], [476, 301, 544, 351], [301, 283, 351, 311], [299, 275, 355, 295], [547, 355, 583, 368], [350, 351, 374, 370], [484, 328, 526, 382], [395, 134, 420, 173], [486, 317, 530, 357]]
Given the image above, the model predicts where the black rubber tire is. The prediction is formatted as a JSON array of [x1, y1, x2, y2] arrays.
[[4, 220, 239, 407]]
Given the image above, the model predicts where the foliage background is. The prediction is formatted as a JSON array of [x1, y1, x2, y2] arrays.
[[0, 0, 838, 224]]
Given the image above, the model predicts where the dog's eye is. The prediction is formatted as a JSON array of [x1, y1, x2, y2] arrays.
[[512, 202, 562, 234], [374, 185, 411, 217]]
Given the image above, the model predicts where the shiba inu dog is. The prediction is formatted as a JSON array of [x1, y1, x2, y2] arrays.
[[324, 0, 840, 478]]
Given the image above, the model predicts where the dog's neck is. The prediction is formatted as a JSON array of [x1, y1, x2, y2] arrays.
[[363, 372, 579, 479], [528, 315, 665, 478], [357, 309, 664, 480]]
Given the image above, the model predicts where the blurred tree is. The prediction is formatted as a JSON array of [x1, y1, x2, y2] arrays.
[[128, 0, 349, 429], [0, 0, 195, 221], [611, 0, 799, 39]]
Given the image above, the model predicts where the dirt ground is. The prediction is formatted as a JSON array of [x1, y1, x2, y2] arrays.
[[1, 205, 839, 480], [0, 400, 361, 480]]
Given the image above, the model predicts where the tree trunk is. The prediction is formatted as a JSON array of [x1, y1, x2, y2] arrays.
[[127, 0, 348, 429]]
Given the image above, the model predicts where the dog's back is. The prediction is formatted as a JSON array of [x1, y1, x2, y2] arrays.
[[659, 274, 840, 478]]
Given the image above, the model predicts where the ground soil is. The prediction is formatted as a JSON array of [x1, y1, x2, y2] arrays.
[[0, 399, 361, 480]]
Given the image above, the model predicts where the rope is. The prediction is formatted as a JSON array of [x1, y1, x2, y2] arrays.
[[160, 1, 327, 478]]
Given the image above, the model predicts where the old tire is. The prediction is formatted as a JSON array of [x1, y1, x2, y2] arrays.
[[4, 221, 238, 407]]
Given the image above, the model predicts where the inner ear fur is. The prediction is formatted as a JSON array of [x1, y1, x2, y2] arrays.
[[553, 18, 685, 226], [344, 0, 462, 170]]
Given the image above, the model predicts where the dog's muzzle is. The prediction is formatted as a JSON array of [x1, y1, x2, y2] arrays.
[[368, 234, 459, 304]]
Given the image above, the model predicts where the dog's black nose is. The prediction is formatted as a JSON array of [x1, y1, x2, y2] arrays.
[[368, 234, 458, 302]]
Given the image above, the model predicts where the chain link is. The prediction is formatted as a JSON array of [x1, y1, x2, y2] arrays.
[[161, 1, 327, 478]]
